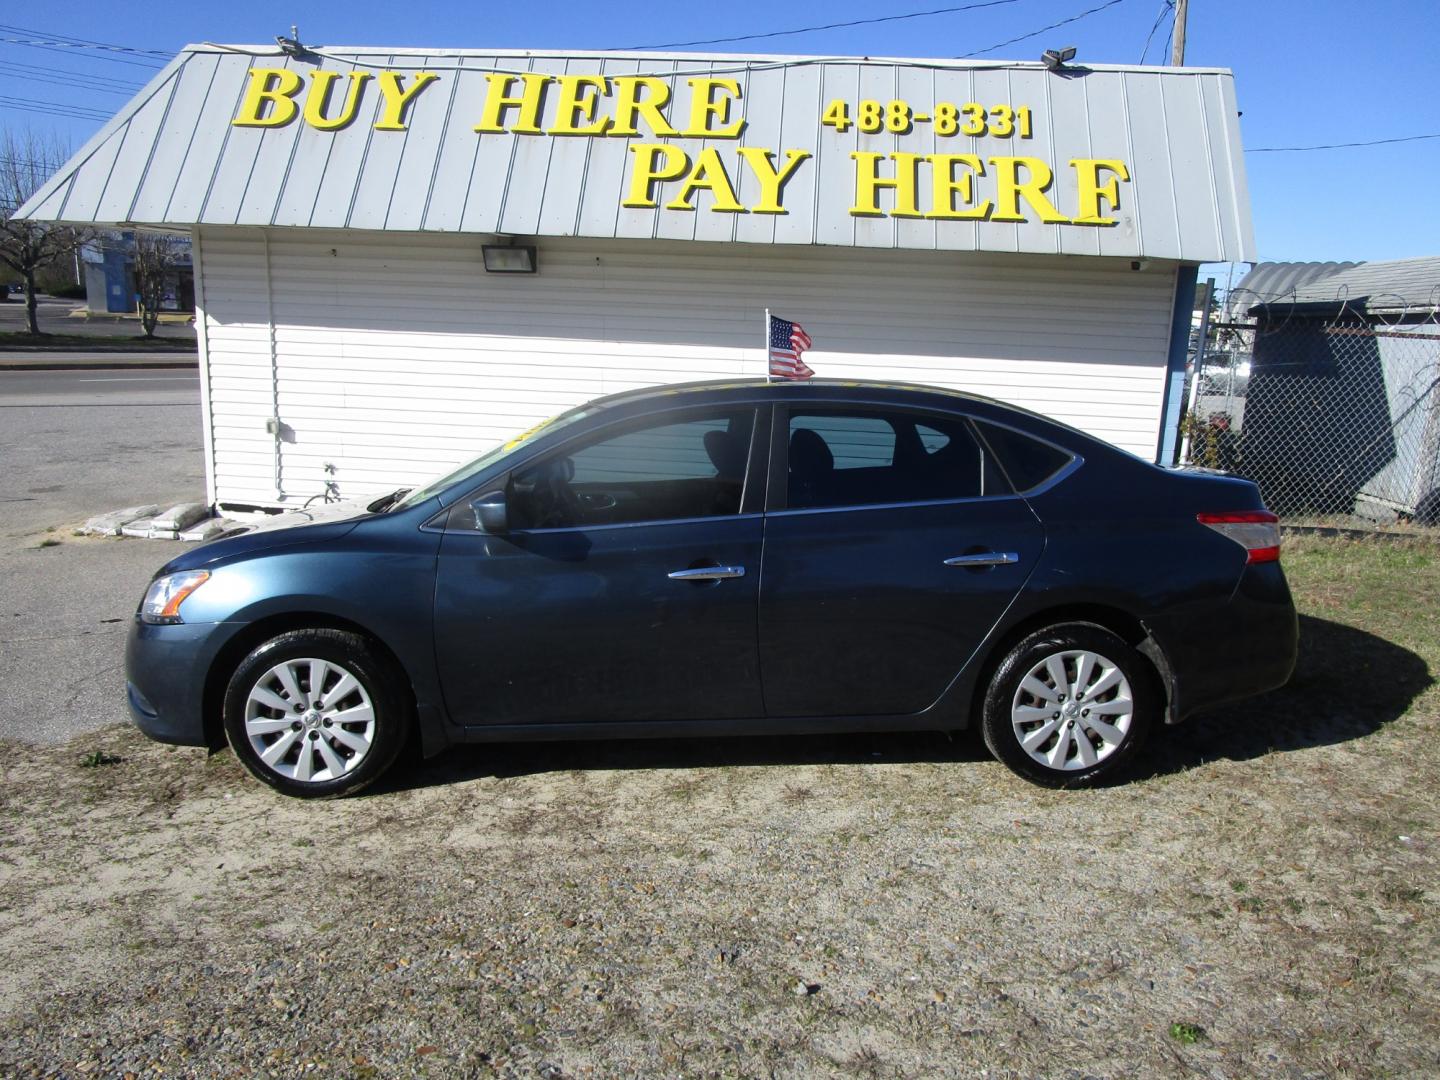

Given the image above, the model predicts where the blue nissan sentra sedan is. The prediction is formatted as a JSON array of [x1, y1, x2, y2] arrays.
[[126, 380, 1297, 797]]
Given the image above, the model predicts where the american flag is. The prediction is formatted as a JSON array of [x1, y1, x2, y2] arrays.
[[768, 314, 814, 380]]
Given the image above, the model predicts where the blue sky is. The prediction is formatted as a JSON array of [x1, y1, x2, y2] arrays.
[[7, 0, 1436, 266]]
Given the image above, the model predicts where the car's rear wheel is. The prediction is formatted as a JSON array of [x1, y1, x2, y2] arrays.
[[222, 628, 408, 798], [981, 623, 1156, 787]]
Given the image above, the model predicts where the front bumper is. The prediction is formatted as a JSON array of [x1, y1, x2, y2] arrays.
[[124, 617, 235, 747]]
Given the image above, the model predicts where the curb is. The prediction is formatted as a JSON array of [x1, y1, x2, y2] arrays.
[[0, 343, 196, 352], [0, 355, 198, 371]]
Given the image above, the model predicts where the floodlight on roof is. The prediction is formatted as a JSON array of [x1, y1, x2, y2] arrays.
[[1042, 46, 1078, 71]]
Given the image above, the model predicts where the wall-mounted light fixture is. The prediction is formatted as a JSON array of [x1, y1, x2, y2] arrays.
[[482, 243, 538, 274], [1041, 46, 1077, 72]]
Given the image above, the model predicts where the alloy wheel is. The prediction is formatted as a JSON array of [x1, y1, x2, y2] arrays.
[[243, 656, 376, 783], [1009, 648, 1134, 771]]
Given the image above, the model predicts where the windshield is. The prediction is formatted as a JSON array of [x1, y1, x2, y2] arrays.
[[390, 400, 604, 511]]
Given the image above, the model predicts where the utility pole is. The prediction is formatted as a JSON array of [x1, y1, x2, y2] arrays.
[[1171, 0, 1188, 65]]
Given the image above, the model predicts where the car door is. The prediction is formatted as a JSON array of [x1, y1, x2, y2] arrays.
[[434, 404, 768, 727], [758, 404, 1046, 718]]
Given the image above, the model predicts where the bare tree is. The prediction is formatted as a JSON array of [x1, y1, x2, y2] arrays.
[[132, 231, 185, 337], [0, 129, 86, 335]]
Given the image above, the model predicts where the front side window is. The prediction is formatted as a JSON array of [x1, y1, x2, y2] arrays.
[[786, 408, 1009, 510], [508, 408, 755, 529]]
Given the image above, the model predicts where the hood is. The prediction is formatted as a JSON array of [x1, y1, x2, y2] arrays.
[[241, 497, 380, 533], [156, 500, 375, 574]]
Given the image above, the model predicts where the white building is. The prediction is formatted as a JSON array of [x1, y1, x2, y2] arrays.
[[22, 44, 1254, 512]]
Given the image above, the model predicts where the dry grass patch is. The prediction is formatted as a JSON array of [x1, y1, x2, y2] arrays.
[[0, 535, 1437, 1077]]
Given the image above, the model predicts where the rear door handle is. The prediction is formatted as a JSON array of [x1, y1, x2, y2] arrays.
[[944, 552, 1019, 567], [668, 566, 746, 581]]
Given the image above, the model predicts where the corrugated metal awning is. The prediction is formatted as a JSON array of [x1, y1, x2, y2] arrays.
[[18, 45, 1255, 262]]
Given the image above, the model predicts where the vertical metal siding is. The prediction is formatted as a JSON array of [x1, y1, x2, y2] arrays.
[[22, 49, 1255, 263], [770, 61, 821, 248], [1087, 73, 1141, 259], [163, 54, 255, 222], [131, 53, 221, 222]]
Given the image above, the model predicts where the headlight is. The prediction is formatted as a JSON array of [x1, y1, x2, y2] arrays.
[[139, 570, 210, 624]]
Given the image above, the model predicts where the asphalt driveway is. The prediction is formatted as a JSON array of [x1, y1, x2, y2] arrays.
[[0, 368, 204, 743]]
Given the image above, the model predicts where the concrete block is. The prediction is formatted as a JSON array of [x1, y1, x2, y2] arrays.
[[151, 502, 210, 531], [81, 505, 160, 536], [121, 519, 179, 540], [179, 518, 244, 542]]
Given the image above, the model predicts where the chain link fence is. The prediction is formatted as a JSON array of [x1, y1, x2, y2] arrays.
[[1177, 292, 1440, 530]]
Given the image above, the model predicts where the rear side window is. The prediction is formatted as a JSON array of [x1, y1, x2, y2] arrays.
[[972, 420, 1074, 492], [790, 414, 896, 469], [787, 409, 1010, 510]]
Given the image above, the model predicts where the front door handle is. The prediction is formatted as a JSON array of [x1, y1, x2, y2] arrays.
[[944, 552, 1019, 567], [668, 566, 746, 581]]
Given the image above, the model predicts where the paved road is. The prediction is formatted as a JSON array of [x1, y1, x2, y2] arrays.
[[0, 368, 200, 407], [0, 367, 207, 745]]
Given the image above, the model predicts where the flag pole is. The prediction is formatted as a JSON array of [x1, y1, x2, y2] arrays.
[[763, 308, 772, 383]]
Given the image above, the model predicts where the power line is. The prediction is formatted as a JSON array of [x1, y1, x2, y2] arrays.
[[0, 103, 110, 122], [0, 103, 111, 123], [0, 94, 111, 121], [0, 37, 165, 70], [1250, 133, 1440, 153], [1138, 0, 1173, 64], [0, 22, 170, 57], [0, 56, 143, 89], [0, 94, 110, 117], [618, 0, 1023, 51], [0, 155, 67, 170], [959, 0, 1129, 58], [0, 62, 137, 95]]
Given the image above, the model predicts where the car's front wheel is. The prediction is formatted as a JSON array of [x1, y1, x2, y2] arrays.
[[981, 623, 1156, 787], [222, 628, 408, 798]]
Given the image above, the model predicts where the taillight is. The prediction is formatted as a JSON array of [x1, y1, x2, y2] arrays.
[[1197, 511, 1281, 563]]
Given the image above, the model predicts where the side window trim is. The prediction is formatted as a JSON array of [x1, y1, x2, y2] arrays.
[[767, 492, 1027, 519], [967, 416, 1082, 496], [739, 403, 772, 515]]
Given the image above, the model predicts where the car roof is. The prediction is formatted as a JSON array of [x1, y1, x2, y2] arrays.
[[587, 377, 1008, 411], [580, 377, 1090, 439], [573, 378, 1160, 471]]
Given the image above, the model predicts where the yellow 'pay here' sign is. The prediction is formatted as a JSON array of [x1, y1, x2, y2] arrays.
[[233, 67, 1131, 226]]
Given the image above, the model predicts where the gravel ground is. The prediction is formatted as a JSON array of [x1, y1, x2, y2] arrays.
[[1, 537, 1438, 1078]]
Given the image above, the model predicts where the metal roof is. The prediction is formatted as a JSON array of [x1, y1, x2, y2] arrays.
[[1233, 257, 1440, 314], [19, 44, 1255, 262]]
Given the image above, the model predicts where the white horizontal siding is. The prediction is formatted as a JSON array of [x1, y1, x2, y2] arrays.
[[195, 227, 1176, 508]]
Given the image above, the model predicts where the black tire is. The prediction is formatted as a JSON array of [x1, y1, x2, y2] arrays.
[[981, 622, 1157, 788], [222, 628, 409, 799]]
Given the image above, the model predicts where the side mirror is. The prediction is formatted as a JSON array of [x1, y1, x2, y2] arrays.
[[470, 490, 509, 534]]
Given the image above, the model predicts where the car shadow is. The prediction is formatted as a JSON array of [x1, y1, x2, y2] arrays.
[[371, 726, 994, 796], [1130, 613, 1431, 779], [369, 614, 1430, 796]]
